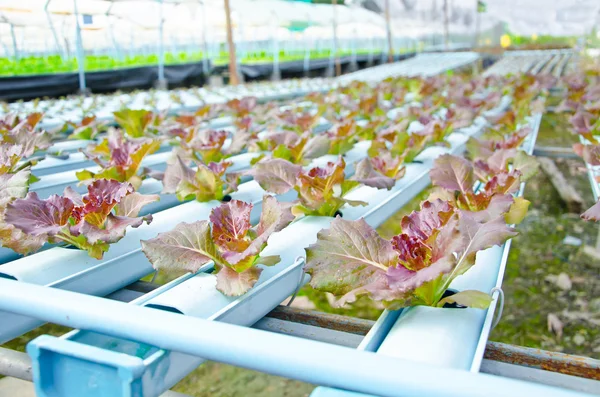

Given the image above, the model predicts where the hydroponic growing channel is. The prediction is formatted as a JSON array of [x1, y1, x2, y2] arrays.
[[0, 50, 598, 397]]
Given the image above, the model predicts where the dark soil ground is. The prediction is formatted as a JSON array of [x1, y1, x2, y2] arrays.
[[2, 112, 598, 396]]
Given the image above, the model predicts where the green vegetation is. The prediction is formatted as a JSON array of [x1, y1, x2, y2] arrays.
[[0, 49, 384, 77], [508, 34, 577, 49]]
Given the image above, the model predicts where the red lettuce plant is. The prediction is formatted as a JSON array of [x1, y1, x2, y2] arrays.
[[429, 154, 531, 225], [466, 126, 531, 159], [113, 109, 165, 138], [573, 143, 600, 166], [0, 113, 51, 156], [0, 168, 43, 255], [369, 128, 429, 163], [568, 110, 599, 144], [176, 128, 247, 164], [141, 195, 294, 296], [251, 131, 329, 165], [276, 110, 322, 133], [226, 97, 258, 119], [326, 120, 359, 155], [0, 142, 43, 178], [305, 200, 516, 309], [63, 116, 107, 140], [5, 179, 158, 259], [248, 157, 395, 217], [159, 156, 241, 202], [77, 130, 161, 190], [355, 151, 406, 181]]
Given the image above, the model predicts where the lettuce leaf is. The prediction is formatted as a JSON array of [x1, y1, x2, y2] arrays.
[[305, 201, 515, 309], [142, 195, 294, 296], [4, 179, 156, 259]]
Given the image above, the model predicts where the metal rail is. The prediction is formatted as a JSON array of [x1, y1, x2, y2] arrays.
[[0, 279, 589, 397], [2, 52, 588, 397]]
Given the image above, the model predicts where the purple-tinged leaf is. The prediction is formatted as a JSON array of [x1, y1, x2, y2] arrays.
[[570, 110, 594, 134], [352, 158, 396, 190], [455, 210, 517, 273], [6, 129, 52, 157], [305, 217, 397, 297], [0, 169, 30, 205], [78, 179, 134, 227], [207, 161, 231, 176], [573, 143, 600, 166], [430, 154, 474, 196], [223, 195, 294, 265], [581, 200, 600, 222], [400, 200, 454, 241], [210, 200, 252, 252], [215, 266, 262, 296], [141, 167, 165, 181], [141, 221, 224, 272], [302, 135, 330, 159], [0, 212, 46, 255], [384, 254, 455, 297], [247, 158, 302, 194], [115, 192, 160, 218], [483, 170, 522, 195], [5, 192, 74, 236], [78, 214, 152, 244], [162, 156, 196, 194], [486, 149, 518, 173], [0, 143, 23, 174], [63, 186, 84, 206]]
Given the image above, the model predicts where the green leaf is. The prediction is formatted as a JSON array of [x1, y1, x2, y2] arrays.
[[75, 169, 95, 182], [505, 197, 530, 225], [436, 290, 492, 309], [513, 151, 539, 181], [255, 255, 281, 266], [273, 144, 293, 162]]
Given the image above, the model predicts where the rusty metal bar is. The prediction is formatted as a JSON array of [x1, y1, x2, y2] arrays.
[[269, 307, 600, 382], [481, 359, 600, 395], [533, 146, 579, 159], [267, 306, 374, 336], [25, 277, 598, 385], [484, 342, 600, 381]]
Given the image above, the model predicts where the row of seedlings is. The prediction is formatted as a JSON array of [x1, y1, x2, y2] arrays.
[[311, 71, 558, 396], [9, 72, 536, 395], [0, 53, 482, 264], [0, 68, 490, 342], [561, 61, 600, 220]]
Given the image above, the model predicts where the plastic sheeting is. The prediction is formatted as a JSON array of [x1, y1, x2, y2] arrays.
[[0, 59, 209, 101], [367, 0, 600, 37], [0, 52, 418, 101], [0, 1, 388, 55]]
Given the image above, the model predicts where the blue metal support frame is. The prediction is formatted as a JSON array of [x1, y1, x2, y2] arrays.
[[0, 279, 590, 397]]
